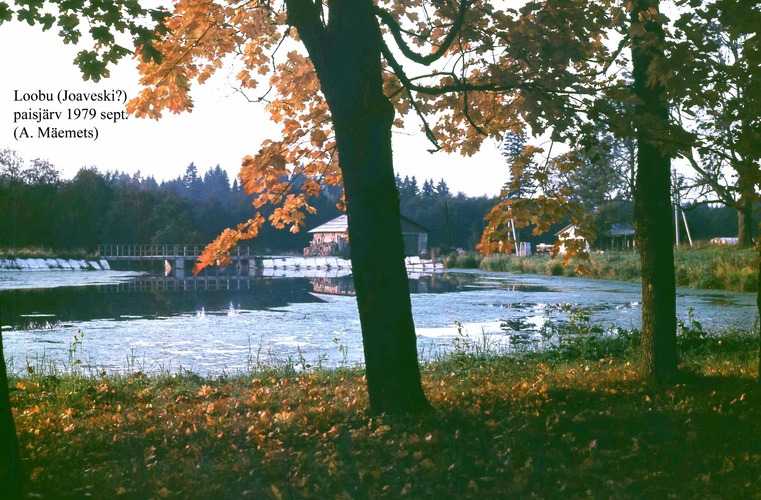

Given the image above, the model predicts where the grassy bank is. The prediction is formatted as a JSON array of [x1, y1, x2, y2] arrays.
[[9, 326, 761, 498], [0, 247, 95, 260], [446, 245, 758, 293]]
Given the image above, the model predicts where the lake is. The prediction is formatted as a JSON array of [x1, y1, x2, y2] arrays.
[[0, 269, 756, 375]]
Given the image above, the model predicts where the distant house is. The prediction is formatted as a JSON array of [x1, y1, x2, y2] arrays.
[[554, 224, 590, 255], [600, 223, 636, 251], [304, 214, 428, 257]]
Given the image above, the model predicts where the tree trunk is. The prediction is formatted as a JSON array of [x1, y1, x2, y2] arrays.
[[736, 160, 756, 248], [737, 200, 753, 248], [0, 323, 23, 497], [286, 0, 431, 414], [630, 0, 678, 383], [337, 113, 431, 414]]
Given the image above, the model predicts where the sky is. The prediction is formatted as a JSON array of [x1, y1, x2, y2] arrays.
[[0, 20, 508, 197]]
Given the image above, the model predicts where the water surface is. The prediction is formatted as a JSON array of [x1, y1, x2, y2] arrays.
[[1, 270, 756, 375]]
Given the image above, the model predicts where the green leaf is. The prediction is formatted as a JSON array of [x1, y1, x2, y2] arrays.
[[40, 12, 55, 30], [0, 3, 12, 24], [17, 7, 35, 25], [139, 43, 163, 64], [90, 25, 115, 45], [59, 0, 86, 12], [73, 49, 108, 82]]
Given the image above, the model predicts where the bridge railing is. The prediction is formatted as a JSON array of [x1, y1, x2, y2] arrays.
[[98, 244, 253, 259]]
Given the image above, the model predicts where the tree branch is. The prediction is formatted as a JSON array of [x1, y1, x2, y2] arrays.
[[680, 149, 736, 207], [381, 43, 442, 151], [374, 0, 474, 66]]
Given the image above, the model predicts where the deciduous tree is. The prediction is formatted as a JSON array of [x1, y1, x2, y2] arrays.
[[672, 0, 761, 247], [118, 0, 613, 413], [479, 0, 684, 382], [629, 0, 678, 382]]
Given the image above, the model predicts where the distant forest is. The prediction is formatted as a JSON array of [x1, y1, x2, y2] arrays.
[[0, 148, 745, 255], [0, 148, 498, 253]]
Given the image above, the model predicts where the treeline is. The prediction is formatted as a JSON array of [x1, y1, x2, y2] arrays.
[[0, 150, 341, 253], [394, 174, 497, 251], [0, 148, 743, 254], [0, 149, 495, 254]]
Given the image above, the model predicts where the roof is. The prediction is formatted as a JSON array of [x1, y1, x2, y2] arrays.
[[308, 214, 428, 234], [554, 224, 578, 237], [400, 216, 428, 234], [309, 215, 349, 234], [605, 223, 635, 237]]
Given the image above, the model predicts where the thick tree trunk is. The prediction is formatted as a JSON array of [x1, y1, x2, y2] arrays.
[[287, 0, 431, 414], [630, 0, 678, 383], [0, 326, 23, 497], [336, 110, 431, 414]]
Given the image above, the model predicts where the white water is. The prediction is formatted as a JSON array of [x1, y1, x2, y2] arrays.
[[0, 258, 111, 272]]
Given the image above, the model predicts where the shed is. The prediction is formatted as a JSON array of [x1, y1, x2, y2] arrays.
[[304, 214, 428, 257], [601, 223, 636, 250]]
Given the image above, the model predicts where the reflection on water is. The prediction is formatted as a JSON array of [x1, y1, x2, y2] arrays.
[[0, 270, 756, 375], [1, 272, 553, 332], [1, 276, 325, 331]]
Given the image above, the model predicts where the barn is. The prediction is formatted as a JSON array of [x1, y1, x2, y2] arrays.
[[304, 214, 428, 257]]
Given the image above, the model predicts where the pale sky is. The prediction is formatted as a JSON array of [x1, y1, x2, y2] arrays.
[[0, 21, 507, 196]]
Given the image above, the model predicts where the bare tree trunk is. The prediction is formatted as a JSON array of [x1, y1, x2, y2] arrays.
[[337, 114, 431, 414], [286, 0, 431, 414], [630, 0, 678, 383]]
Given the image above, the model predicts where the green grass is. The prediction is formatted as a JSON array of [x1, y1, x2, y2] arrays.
[[472, 245, 758, 292], [9, 324, 761, 499]]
